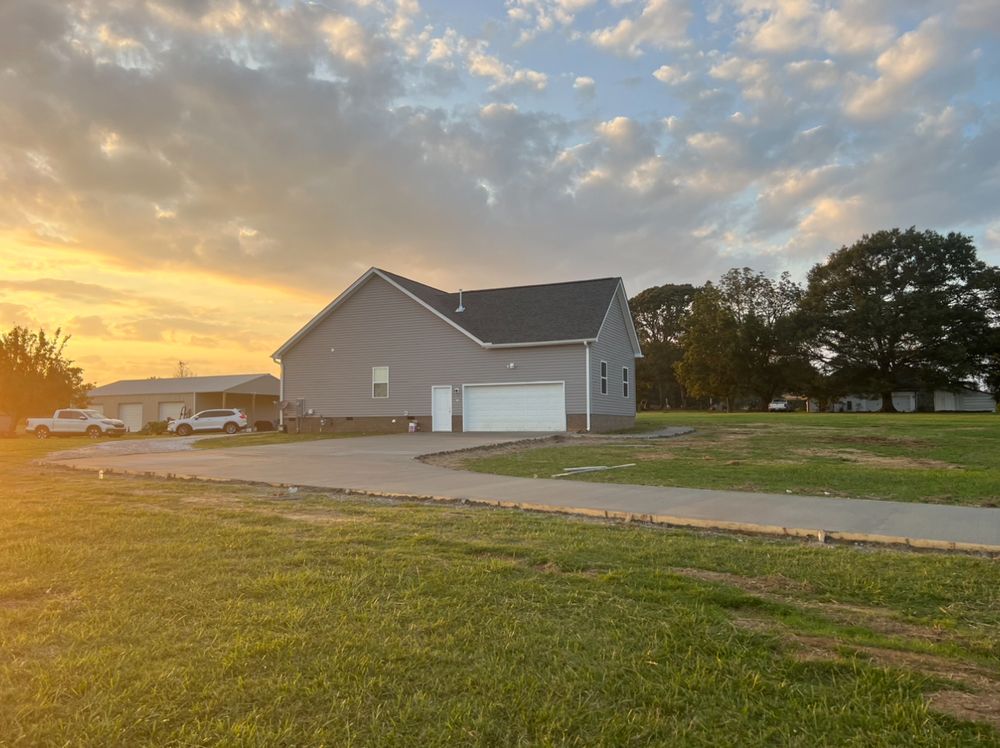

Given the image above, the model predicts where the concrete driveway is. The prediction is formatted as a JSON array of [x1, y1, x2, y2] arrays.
[[52, 432, 1000, 552]]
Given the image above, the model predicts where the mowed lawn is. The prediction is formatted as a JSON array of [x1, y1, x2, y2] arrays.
[[2, 438, 1000, 745], [461, 412, 1000, 506]]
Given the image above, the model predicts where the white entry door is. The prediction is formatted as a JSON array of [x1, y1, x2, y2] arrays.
[[432, 386, 452, 432], [463, 382, 566, 432]]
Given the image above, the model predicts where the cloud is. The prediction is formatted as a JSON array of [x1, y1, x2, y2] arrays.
[[0, 0, 997, 347], [0, 279, 131, 304], [844, 16, 952, 120], [652, 64, 691, 85], [590, 0, 693, 57], [573, 75, 596, 96], [467, 47, 548, 91], [320, 15, 372, 65], [737, 0, 895, 56], [0, 302, 39, 329], [507, 0, 598, 42]]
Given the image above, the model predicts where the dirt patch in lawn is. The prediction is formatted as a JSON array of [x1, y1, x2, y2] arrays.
[[671, 566, 813, 595], [672, 567, 956, 643], [825, 435, 932, 448], [927, 690, 1000, 730], [792, 448, 960, 470], [731, 613, 1000, 729], [420, 436, 576, 470]]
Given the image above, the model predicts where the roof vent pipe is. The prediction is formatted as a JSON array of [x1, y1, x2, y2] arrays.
[[456, 289, 465, 313]]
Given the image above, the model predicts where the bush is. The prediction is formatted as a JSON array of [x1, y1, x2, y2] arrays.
[[143, 420, 170, 435]]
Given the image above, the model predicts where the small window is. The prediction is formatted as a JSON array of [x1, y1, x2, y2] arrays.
[[623, 367, 629, 398], [59, 410, 82, 419], [372, 367, 389, 398], [600, 361, 608, 395]]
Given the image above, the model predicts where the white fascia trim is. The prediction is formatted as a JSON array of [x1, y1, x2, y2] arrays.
[[595, 280, 644, 358], [484, 338, 596, 349], [462, 380, 567, 387]]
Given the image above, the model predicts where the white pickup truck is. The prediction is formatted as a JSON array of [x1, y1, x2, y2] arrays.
[[26, 409, 127, 439]]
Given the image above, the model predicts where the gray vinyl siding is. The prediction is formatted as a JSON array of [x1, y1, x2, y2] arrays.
[[590, 287, 637, 417], [281, 275, 587, 417]]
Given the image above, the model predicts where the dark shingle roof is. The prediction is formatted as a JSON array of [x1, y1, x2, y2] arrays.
[[379, 269, 622, 344]]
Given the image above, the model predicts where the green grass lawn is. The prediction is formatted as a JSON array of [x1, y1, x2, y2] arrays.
[[2, 436, 999, 744], [460, 412, 1000, 506]]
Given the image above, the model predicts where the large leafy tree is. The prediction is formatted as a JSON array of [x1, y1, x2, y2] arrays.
[[0, 326, 91, 433], [675, 269, 805, 410], [802, 228, 995, 412], [630, 283, 699, 408], [673, 284, 741, 409], [978, 266, 1000, 399]]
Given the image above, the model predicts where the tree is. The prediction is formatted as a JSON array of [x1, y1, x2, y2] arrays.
[[673, 284, 741, 410], [0, 326, 91, 433], [978, 266, 1000, 400], [173, 361, 196, 378], [675, 268, 806, 410], [630, 283, 699, 408], [802, 228, 995, 412]]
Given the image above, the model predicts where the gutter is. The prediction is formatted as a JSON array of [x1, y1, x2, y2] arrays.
[[584, 342, 591, 432], [274, 357, 284, 428], [484, 338, 597, 349]]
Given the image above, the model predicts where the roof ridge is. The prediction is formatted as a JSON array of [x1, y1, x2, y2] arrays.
[[93, 373, 272, 387], [461, 276, 621, 294], [376, 268, 448, 295], [116, 373, 270, 381]]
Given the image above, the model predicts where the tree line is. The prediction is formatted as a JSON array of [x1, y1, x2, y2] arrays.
[[631, 228, 1000, 412]]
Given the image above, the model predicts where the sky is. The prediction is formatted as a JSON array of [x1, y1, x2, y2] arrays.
[[1, 0, 999, 384]]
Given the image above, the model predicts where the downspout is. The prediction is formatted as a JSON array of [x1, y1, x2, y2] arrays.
[[277, 359, 284, 429], [584, 342, 591, 433]]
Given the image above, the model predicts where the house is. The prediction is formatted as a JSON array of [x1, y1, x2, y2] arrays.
[[833, 387, 996, 413], [87, 374, 281, 432], [272, 268, 643, 433]]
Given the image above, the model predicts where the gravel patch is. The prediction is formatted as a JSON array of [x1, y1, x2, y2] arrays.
[[43, 434, 243, 462]]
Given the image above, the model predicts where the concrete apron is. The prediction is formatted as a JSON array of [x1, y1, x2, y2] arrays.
[[50, 433, 1000, 554]]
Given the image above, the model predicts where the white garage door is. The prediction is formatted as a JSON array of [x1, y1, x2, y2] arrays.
[[464, 382, 566, 432], [118, 403, 143, 433], [158, 401, 185, 421]]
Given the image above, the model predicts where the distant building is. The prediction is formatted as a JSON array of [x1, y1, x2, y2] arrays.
[[832, 387, 995, 413], [88, 374, 280, 432]]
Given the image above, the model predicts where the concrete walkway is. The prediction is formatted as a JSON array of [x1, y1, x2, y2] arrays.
[[50, 432, 1000, 553]]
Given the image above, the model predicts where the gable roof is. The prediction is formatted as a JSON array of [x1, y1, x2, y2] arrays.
[[272, 268, 643, 358], [89, 373, 279, 397]]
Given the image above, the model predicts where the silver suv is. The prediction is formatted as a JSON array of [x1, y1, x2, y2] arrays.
[[167, 408, 248, 436]]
